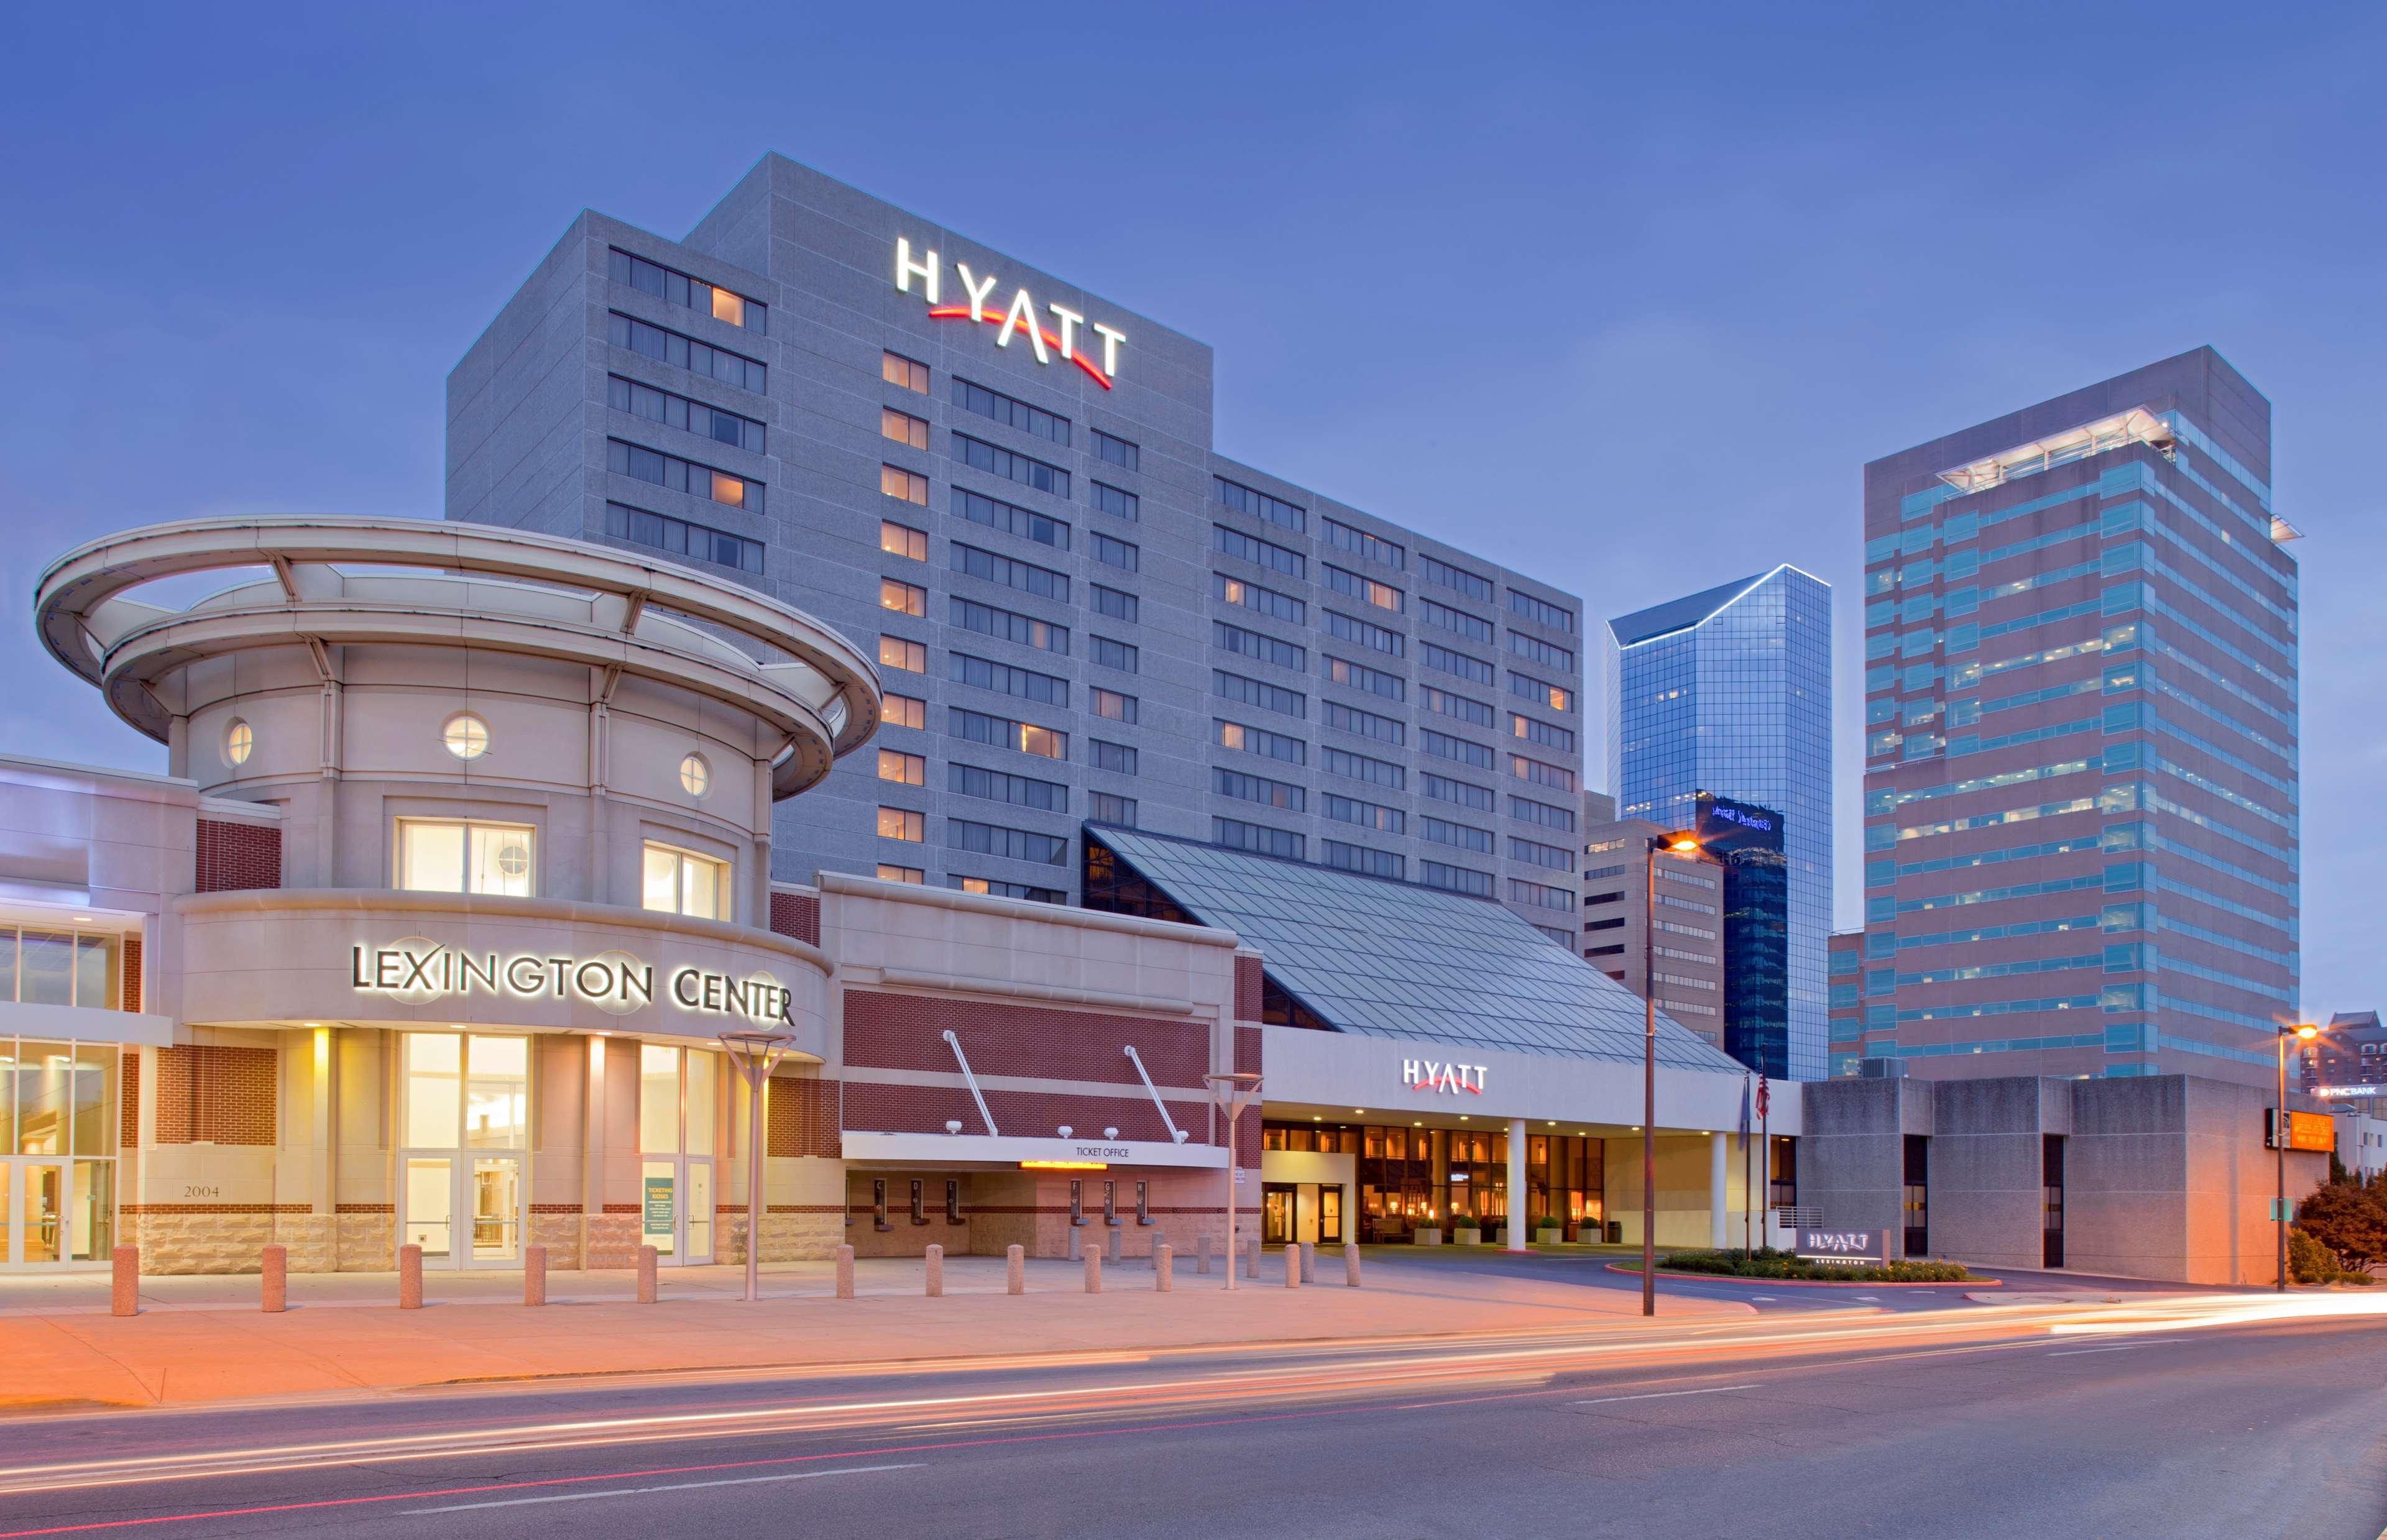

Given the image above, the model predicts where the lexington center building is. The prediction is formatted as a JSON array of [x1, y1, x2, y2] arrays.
[[6, 515, 1785, 1276]]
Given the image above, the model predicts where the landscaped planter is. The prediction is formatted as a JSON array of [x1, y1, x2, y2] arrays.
[[1534, 1227, 1564, 1245], [1414, 1227, 1443, 1246], [1452, 1226, 1482, 1245]]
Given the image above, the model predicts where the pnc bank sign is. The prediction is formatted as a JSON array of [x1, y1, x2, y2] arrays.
[[349, 939, 795, 1025], [894, 238, 1128, 389]]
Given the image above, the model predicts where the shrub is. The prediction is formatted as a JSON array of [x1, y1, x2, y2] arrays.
[[1650, 1247, 1971, 1283], [2294, 1183, 2387, 1274], [2289, 1225, 2340, 1285]]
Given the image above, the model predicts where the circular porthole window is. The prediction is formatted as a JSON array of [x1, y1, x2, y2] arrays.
[[494, 839, 531, 879], [679, 753, 711, 797], [441, 712, 491, 761], [225, 719, 254, 766]]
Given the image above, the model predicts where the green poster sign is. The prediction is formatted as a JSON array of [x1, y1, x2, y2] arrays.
[[643, 1174, 676, 1239]]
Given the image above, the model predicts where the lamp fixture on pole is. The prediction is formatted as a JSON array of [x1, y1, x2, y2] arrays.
[[1203, 1071, 1262, 1292], [2275, 1021, 2321, 1293], [720, 1028, 796, 1304], [1641, 828, 1704, 1317]]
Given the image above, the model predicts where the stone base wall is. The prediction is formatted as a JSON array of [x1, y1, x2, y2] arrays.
[[582, 1213, 641, 1270], [272, 1212, 336, 1273], [722, 1211, 845, 1263], [530, 1211, 584, 1268], [337, 1212, 394, 1272], [125, 1212, 275, 1274]]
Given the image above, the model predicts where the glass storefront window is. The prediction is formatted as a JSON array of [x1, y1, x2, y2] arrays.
[[16, 1043, 71, 1155], [70, 1046, 109, 1158], [19, 935, 72, 1006], [403, 1034, 463, 1148], [640, 1044, 679, 1151], [465, 1035, 527, 1149], [0, 929, 124, 1009], [686, 1051, 715, 1154]]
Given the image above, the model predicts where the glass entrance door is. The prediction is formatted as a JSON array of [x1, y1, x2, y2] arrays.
[[1261, 1184, 1294, 1244], [639, 1157, 715, 1264], [400, 1153, 523, 1268], [6, 1160, 67, 1266]]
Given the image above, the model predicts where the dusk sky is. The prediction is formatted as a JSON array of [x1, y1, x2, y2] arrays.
[[3, 2, 2377, 1014]]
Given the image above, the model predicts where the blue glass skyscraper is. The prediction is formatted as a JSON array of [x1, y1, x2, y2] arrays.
[[1609, 566, 1834, 1080]]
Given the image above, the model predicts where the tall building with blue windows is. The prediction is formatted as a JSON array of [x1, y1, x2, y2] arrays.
[[1609, 567, 1834, 1081], [1857, 348, 2298, 1088]]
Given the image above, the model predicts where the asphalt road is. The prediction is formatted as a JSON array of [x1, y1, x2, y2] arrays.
[[1, 1301, 2381, 1539]]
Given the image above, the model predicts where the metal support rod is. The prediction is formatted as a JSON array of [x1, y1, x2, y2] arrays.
[[1642, 840, 1659, 1318], [943, 1029, 1000, 1137], [2277, 1032, 2288, 1293], [1123, 1046, 1185, 1142]]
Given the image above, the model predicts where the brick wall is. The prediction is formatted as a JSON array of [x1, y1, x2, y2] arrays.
[[845, 990, 1208, 1089], [1234, 956, 1263, 1022], [1236, 1024, 1263, 1075], [120, 1048, 139, 1148], [766, 1075, 840, 1157], [770, 891, 820, 946], [122, 933, 142, 1013], [154, 1045, 277, 1144], [195, 819, 280, 892]]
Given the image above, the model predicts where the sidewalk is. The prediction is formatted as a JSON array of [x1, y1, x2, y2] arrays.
[[0, 1254, 1753, 1414]]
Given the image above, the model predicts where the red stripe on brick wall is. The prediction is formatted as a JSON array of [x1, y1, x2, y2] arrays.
[[195, 819, 281, 893], [845, 989, 1209, 1088]]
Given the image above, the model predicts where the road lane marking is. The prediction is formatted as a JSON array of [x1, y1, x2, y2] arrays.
[[2046, 1340, 2183, 1357], [400, 1462, 922, 1513], [1567, 1385, 1757, 1407]]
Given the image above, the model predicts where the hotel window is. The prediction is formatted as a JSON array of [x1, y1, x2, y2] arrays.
[[607, 502, 764, 575], [1420, 641, 1494, 685], [876, 807, 926, 842], [1509, 672, 1575, 713], [1506, 631, 1575, 671], [1419, 554, 1494, 603], [883, 694, 927, 730], [1090, 740, 1138, 775], [1419, 598, 1492, 644], [954, 433, 1069, 498], [1092, 533, 1139, 572], [878, 635, 926, 673], [1324, 610, 1403, 658], [1421, 685, 1494, 727], [608, 439, 758, 512], [1322, 746, 1402, 789], [950, 541, 1069, 601], [609, 249, 765, 334], [1091, 584, 1139, 622], [1091, 429, 1139, 472], [948, 651, 1068, 707], [1092, 688, 1138, 725], [1506, 590, 1576, 633], [1510, 714, 1576, 752], [643, 841, 728, 919], [1322, 518, 1404, 570], [881, 408, 929, 451], [881, 464, 929, 506], [0, 927, 122, 1009], [1092, 482, 1139, 522], [1325, 700, 1404, 745], [1088, 792, 1137, 827], [1090, 636, 1138, 673], [951, 487, 1070, 550], [1324, 564, 1404, 614], [1213, 525, 1304, 579], [953, 875, 1067, 902], [878, 749, 927, 786], [952, 377, 1071, 446], [1323, 794, 1404, 835], [1327, 656, 1404, 701], [951, 597, 1068, 655], [947, 819, 1069, 866], [1215, 719, 1305, 765], [877, 864, 924, 884], [1215, 768, 1304, 812], [948, 763, 1066, 812], [607, 313, 766, 394], [880, 520, 927, 561], [608, 376, 765, 454], [1510, 754, 1576, 792], [880, 577, 927, 617], [1213, 572, 1304, 624], [883, 350, 930, 394], [1323, 841, 1403, 880], [1215, 669, 1305, 719], [1215, 817, 1302, 859], [950, 705, 1067, 760], [1213, 477, 1306, 533], [397, 820, 535, 897], [1213, 621, 1304, 671]]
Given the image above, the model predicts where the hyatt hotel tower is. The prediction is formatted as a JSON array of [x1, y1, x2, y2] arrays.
[[1856, 349, 2298, 1086], [449, 155, 1590, 938]]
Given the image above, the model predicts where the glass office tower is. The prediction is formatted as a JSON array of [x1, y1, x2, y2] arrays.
[[1858, 349, 2297, 1088], [1610, 567, 1834, 1080]]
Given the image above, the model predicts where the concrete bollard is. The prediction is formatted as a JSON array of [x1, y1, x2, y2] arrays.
[[1198, 1233, 1212, 1275], [1106, 1227, 1121, 1264], [925, 1244, 944, 1296], [1284, 1244, 1300, 1288], [111, 1245, 138, 1318], [1084, 1247, 1103, 1294], [524, 1245, 547, 1306], [1345, 1241, 1362, 1288], [636, 1245, 658, 1303], [1244, 1235, 1260, 1280], [1148, 1229, 1166, 1268], [1067, 1227, 1081, 1262], [398, 1244, 423, 1309], [1155, 1243, 1173, 1292], [835, 1244, 855, 1299], [261, 1245, 287, 1313], [1006, 1243, 1024, 1295], [1299, 1240, 1315, 1283]]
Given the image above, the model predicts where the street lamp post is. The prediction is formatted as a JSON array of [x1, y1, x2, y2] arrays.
[[1641, 829, 1704, 1318], [720, 1029, 795, 1304], [1203, 1071, 1262, 1292], [2275, 1022, 2321, 1293]]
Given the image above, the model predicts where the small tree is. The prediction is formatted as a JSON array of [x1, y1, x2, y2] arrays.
[[2288, 1226, 2339, 1285], [2293, 1182, 2387, 1274]]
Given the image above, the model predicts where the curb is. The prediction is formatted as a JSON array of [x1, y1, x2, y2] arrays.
[[1602, 1262, 1998, 1290]]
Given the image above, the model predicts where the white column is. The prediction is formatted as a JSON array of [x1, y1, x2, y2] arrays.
[[1506, 1118, 1528, 1252], [1710, 1132, 1729, 1249]]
